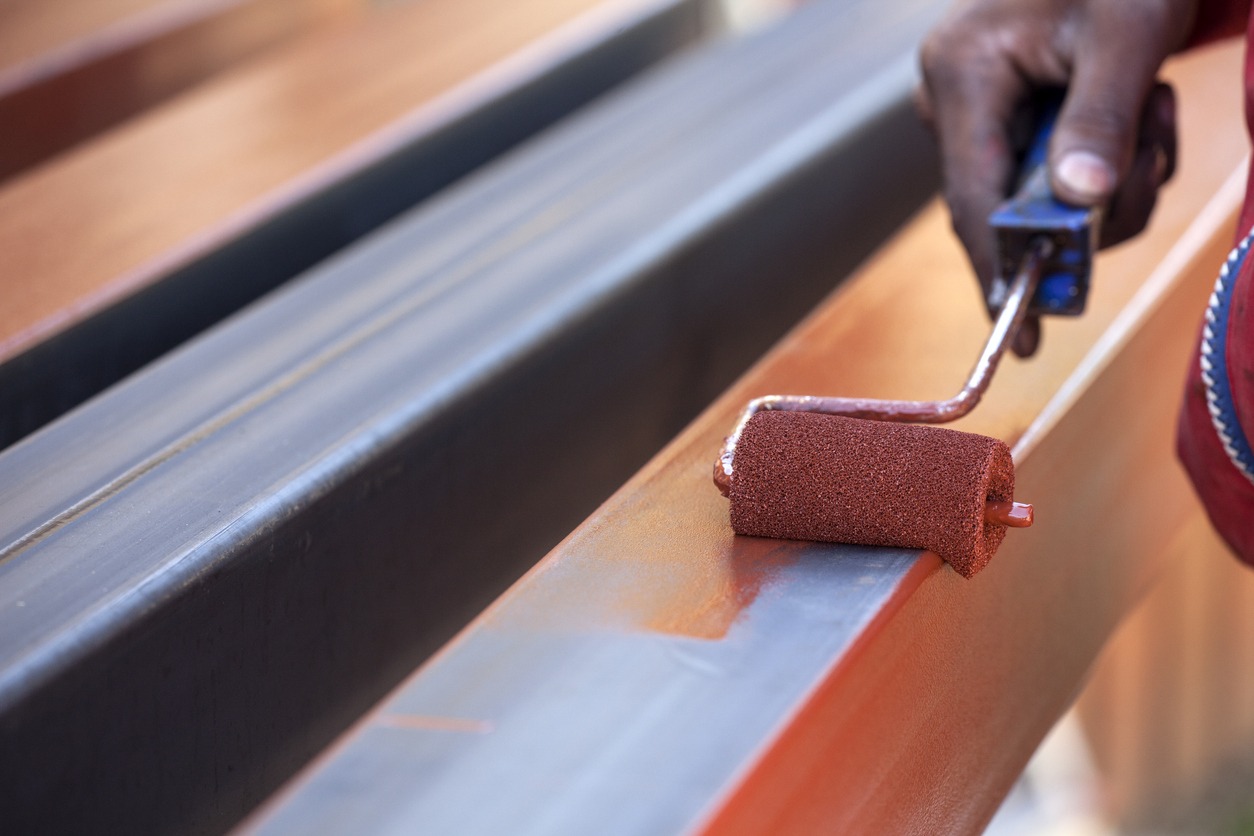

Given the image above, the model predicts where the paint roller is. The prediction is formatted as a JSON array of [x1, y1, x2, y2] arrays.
[[714, 98, 1098, 577]]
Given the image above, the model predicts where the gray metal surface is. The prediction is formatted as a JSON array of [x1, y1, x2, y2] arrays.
[[0, 0, 943, 832], [0, 0, 706, 449], [248, 547, 918, 835]]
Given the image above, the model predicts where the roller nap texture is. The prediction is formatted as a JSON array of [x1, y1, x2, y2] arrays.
[[728, 412, 1015, 577]]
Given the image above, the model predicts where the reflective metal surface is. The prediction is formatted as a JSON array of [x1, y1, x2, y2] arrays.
[[249, 544, 921, 835]]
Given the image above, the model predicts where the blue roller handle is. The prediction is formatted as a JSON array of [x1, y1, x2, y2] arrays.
[[1019, 95, 1058, 174], [988, 94, 1099, 317]]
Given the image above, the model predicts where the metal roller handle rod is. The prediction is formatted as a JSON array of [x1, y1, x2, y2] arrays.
[[714, 236, 1053, 497]]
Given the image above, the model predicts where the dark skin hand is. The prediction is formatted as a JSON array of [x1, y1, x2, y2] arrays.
[[917, 0, 1196, 355]]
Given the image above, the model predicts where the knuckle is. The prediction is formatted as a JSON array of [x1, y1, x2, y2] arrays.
[[920, 18, 991, 76], [918, 32, 956, 82], [993, 26, 1039, 63], [921, 19, 1025, 92]]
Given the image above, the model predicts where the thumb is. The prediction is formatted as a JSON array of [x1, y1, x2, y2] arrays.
[[1048, 8, 1177, 206]]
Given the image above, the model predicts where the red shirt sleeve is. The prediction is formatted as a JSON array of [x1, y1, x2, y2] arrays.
[[1188, 0, 1252, 47], [1177, 1, 1254, 565], [1178, 233, 1254, 564]]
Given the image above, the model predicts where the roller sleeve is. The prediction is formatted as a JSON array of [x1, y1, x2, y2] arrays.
[[728, 412, 1017, 577]]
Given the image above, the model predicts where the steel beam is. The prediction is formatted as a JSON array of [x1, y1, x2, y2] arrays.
[[0, 1, 943, 831]]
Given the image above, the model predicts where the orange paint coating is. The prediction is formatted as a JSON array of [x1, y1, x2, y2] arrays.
[[641, 534, 794, 639], [376, 715, 494, 734], [491, 454, 800, 640]]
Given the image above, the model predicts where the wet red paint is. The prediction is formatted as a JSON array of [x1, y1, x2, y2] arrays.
[[641, 534, 796, 639], [985, 500, 1033, 528]]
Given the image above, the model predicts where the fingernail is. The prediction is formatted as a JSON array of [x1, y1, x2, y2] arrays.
[[1055, 151, 1115, 201]]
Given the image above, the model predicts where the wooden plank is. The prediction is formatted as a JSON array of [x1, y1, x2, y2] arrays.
[[244, 38, 1248, 834], [0, 2, 939, 831], [0, 0, 364, 181], [0, 0, 705, 447]]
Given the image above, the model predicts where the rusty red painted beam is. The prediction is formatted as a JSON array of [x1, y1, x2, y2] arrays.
[[0, 0, 365, 182], [244, 39, 1247, 834]]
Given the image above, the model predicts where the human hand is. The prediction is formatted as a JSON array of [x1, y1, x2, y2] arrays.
[[917, 0, 1193, 355]]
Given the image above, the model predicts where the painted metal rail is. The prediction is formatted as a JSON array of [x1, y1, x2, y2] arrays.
[[243, 40, 1249, 835], [0, 1, 944, 831], [0, 0, 366, 182]]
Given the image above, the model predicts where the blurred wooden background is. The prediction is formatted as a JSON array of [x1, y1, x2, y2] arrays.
[[1079, 502, 1254, 831]]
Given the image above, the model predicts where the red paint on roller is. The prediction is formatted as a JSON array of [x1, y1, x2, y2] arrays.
[[728, 412, 1016, 577]]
